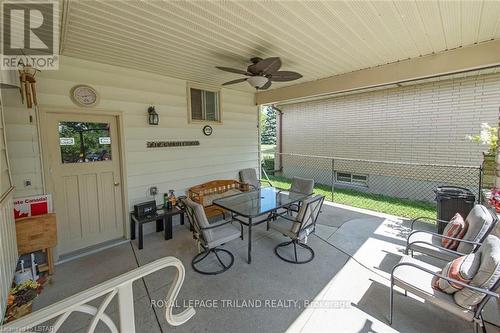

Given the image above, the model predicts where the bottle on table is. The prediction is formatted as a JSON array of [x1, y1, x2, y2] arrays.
[[167, 190, 176, 209], [163, 193, 170, 209]]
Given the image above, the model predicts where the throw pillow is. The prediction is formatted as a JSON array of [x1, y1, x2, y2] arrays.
[[442, 213, 467, 249]]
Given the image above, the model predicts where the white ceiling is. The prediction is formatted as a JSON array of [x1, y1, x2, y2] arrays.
[[61, 0, 500, 92]]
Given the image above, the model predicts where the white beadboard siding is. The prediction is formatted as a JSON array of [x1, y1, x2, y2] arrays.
[[3, 56, 259, 212], [280, 72, 500, 166], [0, 188, 17, 322], [2, 89, 42, 198]]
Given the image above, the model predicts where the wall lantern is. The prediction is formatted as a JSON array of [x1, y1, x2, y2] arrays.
[[148, 106, 159, 125]]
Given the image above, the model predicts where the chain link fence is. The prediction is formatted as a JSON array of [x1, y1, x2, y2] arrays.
[[261, 152, 482, 219]]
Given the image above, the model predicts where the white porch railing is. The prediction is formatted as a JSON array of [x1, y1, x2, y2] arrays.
[[0, 187, 17, 323], [0, 256, 195, 332]]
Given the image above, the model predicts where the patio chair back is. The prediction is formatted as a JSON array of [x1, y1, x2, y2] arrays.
[[457, 205, 497, 253], [181, 197, 213, 246], [239, 168, 260, 190], [293, 195, 324, 238], [290, 177, 314, 195]]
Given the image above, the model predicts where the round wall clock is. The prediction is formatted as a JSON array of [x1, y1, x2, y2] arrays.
[[70, 85, 99, 107], [202, 125, 213, 136]]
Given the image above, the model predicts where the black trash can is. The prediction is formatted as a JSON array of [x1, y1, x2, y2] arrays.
[[434, 186, 475, 234]]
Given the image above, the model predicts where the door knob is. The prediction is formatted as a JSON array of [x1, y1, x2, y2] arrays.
[[114, 182, 120, 186]]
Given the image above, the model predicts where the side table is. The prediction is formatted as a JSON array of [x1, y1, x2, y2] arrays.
[[130, 205, 185, 249]]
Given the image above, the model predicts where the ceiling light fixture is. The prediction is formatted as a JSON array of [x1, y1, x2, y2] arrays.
[[247, 76, 269, 89]]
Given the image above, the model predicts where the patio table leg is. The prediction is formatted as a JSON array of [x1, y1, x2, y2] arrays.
[[156, 219, 164, 232], [247, 217, 252, 264], [130, 216, 136, 240], [139, 223, 144, 250], [164, 216, 173, 240]]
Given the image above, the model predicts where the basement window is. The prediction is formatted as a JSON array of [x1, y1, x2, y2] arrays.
[[336, 172, 368, 186], [188, 84, 221, 123]]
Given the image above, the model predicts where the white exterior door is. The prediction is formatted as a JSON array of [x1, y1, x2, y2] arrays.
[[46, 113, 124, 255]]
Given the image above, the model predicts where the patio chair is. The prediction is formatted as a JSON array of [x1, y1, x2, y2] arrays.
[[239, 168, 272, 190], [182, 197, 242, 275], [269, 195, 324, 264], [390, 235, 500, 333], [287, 177, 315, 214], [406, 205, 497, 262]]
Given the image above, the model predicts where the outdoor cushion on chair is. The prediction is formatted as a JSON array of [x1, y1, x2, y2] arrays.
[[290, 177, 314, 195], [407, 204, 496, 261], [432, 253, 481, 294], [188, 198, 240, 247], [239, 168, 260, 190], [407, 231, 461, 261], [456, 205, 495, 253], [392, 256, 475, 321], [454, 235, 500, 308]]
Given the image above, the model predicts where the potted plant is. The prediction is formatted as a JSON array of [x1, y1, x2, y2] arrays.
[[467, 123, 498, 189], [4, 280, 41, 323]]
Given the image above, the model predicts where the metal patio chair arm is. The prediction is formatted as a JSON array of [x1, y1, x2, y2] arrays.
[[407, 230, 483, 246], [391, 262, 499, 298], [406, 230, 482, 259], [200, 219, 233, 230], [406, 240, 465, 257], [410, 217, 452, 230], [274, 211, 298, 223]]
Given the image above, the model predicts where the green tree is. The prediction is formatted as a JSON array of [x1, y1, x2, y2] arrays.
[[260, 108, 268, 137], [261, 106, 276, 145]]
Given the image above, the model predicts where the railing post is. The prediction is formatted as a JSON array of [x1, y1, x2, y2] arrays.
[[331, 158, 335, 202], [478, 165, 483, 204], [117, 282, 135, 332]]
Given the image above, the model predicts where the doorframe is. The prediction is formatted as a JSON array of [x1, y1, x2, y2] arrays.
[[38, 106, 130, 251]]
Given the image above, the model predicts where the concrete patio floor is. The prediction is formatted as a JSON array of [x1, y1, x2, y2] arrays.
[[32, 202, 499, 333]]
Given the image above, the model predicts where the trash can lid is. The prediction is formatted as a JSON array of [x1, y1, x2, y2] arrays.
[[434, 186, 475, 198]]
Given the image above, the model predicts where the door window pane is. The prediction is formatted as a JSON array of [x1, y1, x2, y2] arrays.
[[59, 122, 112, 163]]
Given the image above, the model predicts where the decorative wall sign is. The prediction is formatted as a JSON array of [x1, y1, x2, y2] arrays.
[[99, 137, 111, 144], [147, 141, 200, 148], [59, 137, 75, 145], [14, 195, 53, 219]]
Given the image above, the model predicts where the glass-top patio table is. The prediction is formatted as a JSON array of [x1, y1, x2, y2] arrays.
[[213, 187, 310, 264]]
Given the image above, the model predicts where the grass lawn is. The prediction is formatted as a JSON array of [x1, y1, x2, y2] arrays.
[[265, 175, 436, 220]]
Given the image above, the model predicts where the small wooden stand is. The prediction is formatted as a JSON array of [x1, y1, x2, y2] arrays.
[[15, 214, 57, 275]]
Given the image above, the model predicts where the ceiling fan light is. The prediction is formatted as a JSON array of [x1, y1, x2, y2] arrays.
[[247, 76, 268, 88]]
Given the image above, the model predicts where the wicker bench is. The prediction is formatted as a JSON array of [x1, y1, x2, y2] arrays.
[[188, 180, 249, 218]]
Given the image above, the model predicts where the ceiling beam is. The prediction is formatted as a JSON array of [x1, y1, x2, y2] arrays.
[[255, 39, 500, 105]]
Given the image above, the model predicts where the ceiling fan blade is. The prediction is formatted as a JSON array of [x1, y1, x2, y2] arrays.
[[222, 78, 247, 86], [259, 80, 272, 90], [269, 71, 303, 82], [247, 57, 281, 75], [216, 66, 249, 75]]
